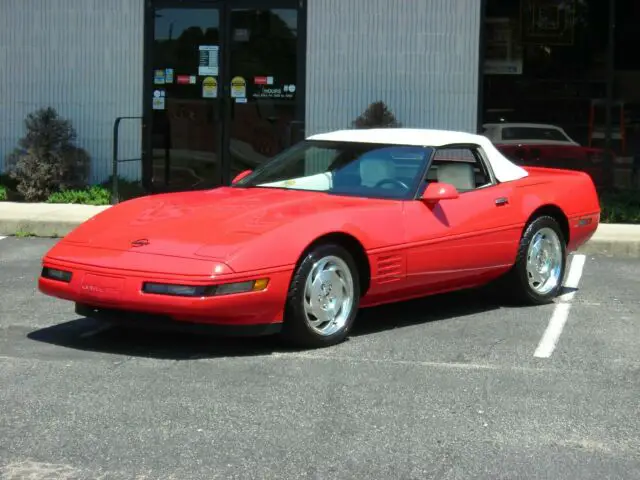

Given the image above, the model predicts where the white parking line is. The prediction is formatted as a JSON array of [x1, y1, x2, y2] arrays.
[[0, 236, 6, 241], [534, 254, 587, 358]]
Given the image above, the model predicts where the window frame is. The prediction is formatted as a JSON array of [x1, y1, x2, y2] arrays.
[[415, 143, 498, 198]]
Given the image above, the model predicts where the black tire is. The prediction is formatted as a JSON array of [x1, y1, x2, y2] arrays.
[[503, 215, 567, 305], [280, 243, 361, 349]]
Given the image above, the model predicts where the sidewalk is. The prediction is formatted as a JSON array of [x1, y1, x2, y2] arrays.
[[1, 201, 639, 257]]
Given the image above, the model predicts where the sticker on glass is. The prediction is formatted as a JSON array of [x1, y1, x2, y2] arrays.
[[233, 29, 250, 42], [202, 77, 218, 98], [152, 97, 165, 110], [231, 76, 246, 98], [154, 70, 165, 85], [165, 68, 174, 83], [198, 45, 219, 76]]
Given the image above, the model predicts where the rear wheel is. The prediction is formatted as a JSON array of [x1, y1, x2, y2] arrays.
[[281, 243, 360, 348], [505, 215, 566, 305]]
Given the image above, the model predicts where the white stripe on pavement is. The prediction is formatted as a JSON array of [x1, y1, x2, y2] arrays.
[[534, 254, 587, 359], [558, 253, 587, 302], [0, 236, 6, 241]]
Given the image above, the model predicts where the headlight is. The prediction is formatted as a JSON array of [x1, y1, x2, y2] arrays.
[[142, 278, 269, 297]]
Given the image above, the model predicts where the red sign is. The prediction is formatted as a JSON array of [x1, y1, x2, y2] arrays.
[[177, 75, 191, 84], [254, 76, 268, 85]]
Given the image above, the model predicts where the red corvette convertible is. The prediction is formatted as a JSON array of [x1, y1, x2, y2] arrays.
[[38, 128, 600, 348]]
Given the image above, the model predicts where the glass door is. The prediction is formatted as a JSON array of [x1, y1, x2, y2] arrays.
[[145, 0, 304, 191], [225, 5, 301, 181], [149, 4, 223, 191]]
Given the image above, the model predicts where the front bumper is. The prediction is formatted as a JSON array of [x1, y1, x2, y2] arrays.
[[38, 256, 293, 329], [74, 303, 282, 336]]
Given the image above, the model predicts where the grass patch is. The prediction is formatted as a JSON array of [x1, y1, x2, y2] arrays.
[[46, 185, 111, 205], [45, 177, 146, 205]]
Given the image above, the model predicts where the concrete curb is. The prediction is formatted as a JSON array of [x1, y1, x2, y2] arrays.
[[0, 202, 109, 238], [576, 224, 640, 258], [577, 240, 640, 258], [1, 201, 640, 258]]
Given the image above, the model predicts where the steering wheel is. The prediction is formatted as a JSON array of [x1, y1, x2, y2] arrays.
[[375, 178, 409, 190]]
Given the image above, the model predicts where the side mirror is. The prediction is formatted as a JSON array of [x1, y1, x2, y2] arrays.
[[232, 169, 252, 184], [420, 182, 459, 204]]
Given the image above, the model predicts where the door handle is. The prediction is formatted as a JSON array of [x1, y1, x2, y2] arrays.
[[495, 197, 509, 206]]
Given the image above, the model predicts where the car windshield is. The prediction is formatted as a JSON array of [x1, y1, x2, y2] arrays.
[[233, 140, 434, 200], [501, 127, 570, 142]]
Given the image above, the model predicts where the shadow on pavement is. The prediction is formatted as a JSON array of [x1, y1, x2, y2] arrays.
[[27, 317, 281, 360], [26, 285, 526, 360], [350, 286, 504, 337]]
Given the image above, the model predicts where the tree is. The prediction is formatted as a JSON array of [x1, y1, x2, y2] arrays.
[[352, 101, 401, 129], [6, 107, 90, 202]]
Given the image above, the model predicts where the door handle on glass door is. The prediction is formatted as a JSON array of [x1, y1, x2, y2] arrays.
[[495, 197, 509, 206]]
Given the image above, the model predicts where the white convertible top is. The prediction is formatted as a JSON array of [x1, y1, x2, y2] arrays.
[[307, 128, 529, 183]]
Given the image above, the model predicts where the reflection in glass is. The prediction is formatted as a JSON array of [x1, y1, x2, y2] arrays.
[[228, 8, 299, 180], [481, 0, 613, 187], [151, 8, 221, 191]]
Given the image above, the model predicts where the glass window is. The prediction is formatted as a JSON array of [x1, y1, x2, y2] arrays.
[[234, 141, 433, 200], [500, 126, 572, 142], [481, 0, 616, 188], [427, 147, 492, 191]]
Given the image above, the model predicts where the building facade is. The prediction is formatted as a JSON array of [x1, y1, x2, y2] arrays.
[[1, 0, 637, 193], [0, 0, 482, 192]]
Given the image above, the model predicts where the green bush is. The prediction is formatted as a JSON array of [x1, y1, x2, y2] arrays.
[[600, 189, 640, 224], [6, 107, 90, 202], [101, 176, 146, 202], [46, 185, 111, 205], [44, 177, 146, 205], [0, 173, 17, 189], [0, 185, 6, 201]]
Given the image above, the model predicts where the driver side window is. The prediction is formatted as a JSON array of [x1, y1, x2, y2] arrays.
[[426, 147, 494, 193]]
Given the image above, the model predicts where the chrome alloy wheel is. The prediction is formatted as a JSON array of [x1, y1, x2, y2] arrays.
[[302, 255, 355, 336], [526, 227, 563, 295]]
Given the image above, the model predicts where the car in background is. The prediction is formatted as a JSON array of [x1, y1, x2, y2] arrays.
[[482, 122, 607, 186]]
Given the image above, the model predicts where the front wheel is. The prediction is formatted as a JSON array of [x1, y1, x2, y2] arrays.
[[505, 215, 567, 305], [281, 243, 360, 348]]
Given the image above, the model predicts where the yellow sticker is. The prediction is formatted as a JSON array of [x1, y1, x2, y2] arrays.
[[231, 76, 246, 98], [202, 76, 217, 98]]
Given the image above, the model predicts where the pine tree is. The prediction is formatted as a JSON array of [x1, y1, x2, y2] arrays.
[[352, 101, 401, 129]]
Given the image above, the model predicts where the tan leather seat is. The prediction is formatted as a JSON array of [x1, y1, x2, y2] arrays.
[[436, 162, 475, 191]]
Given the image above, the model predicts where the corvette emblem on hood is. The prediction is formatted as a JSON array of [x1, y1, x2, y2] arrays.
[[130, 238, 150, 247]]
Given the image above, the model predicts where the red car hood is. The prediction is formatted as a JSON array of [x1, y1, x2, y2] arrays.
[[61, 187, 373, 261]]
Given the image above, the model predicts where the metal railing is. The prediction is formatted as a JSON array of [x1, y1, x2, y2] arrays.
[[112, 116, 143, 204]]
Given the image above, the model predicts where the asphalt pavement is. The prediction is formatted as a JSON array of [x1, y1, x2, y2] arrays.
[[1, 237, 639, 480]]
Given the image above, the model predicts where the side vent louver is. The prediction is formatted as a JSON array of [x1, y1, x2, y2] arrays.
[[376, 254, 403, 284]]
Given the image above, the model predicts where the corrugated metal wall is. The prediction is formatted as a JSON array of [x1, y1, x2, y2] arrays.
[[305, 0, 481, 136], [0, 0, 144, 183]]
